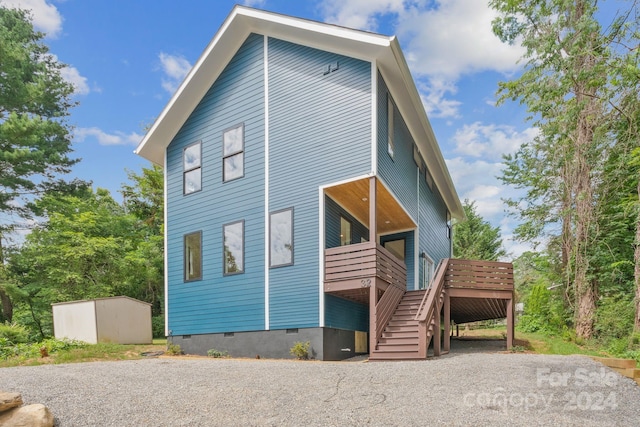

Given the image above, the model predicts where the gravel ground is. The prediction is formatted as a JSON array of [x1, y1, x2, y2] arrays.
[[1, 351, 640, 426]]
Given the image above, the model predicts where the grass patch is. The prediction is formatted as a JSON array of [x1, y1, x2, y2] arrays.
[[0, 341, 166, 368]]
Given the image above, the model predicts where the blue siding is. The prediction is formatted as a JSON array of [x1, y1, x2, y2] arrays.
[[325, 196, 369, 248], [377, 72, 418, 220], [418, 169, 451, 284], [166, 34, 265, 335], [268, 37, 371, 329], [324, 196, 370, 331]]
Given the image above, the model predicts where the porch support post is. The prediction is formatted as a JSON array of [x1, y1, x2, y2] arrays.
[[369, 285, 377, 355], [433, 305, 441, 357], [443, 291, 450, 353], [368, 176, 378, 355], [506, 297, 514, 350], [369, 176, 377, 243]]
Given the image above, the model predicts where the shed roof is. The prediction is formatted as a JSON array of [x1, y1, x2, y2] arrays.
[[134, 6, 463, 219]]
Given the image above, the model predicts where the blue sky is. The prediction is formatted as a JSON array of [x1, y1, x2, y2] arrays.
[[1, 0, 585, 257]]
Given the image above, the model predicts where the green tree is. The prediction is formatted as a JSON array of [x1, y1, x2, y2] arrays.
[[0, 7, 79, 322], [490, 0, 639, 339], [453, 200, 506, 261]]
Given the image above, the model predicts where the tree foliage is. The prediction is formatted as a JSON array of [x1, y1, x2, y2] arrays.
[[491, 0, 640, 339], [453, 200, 506, 261], [0, 7, 80, 323]]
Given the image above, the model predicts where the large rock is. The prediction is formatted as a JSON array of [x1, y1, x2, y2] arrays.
[[0, 404, 54, 427], [0, 392, 22, 412]]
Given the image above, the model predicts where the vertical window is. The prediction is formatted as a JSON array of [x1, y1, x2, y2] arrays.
[[413, 145, 422, 169], [421, 254, 434, 289], [340, 217, 352, 246], [446, 210, 452, 240], [387, 95, 394, 158], [270, 208, 293, 268], [223, 221, 244, 275], [426, 168, 434, 192], [384, 239, 405, 261], [184, 232, 202, 281], [183, 142, 201, 195], [223, 124, 244, 182]]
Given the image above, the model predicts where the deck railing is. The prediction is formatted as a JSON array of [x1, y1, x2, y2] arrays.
[[324, 242, 406, 290], [444, 259, 514, 291]]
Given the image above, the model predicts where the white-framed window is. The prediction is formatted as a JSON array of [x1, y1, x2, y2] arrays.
[[183, 142, 201, 195], [340, 216, 352, 246], [270, 208, 294, 268], [184, 231, 202, 281], [387, 95, 394, 158], [421, 253, 435, 289], [223, 220, 244, 275], [223, 124, 244, 182], [446, 210, 452, 240]]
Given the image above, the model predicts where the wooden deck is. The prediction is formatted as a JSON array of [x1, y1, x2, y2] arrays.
[[324, 252, 515, 360]]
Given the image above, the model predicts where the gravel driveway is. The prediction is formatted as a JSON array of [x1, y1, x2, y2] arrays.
[[1, 352, 639, 426]]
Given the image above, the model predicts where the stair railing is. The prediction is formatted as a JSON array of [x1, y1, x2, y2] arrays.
[[414, 258, 447, 323], [373, 285, 405, 346]]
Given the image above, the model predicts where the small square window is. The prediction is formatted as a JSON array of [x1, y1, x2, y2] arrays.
[[224, 220, 244, 275], [183, 142, 201, 195], [184, 231, 202, 281], [223, 124, 244, 182]]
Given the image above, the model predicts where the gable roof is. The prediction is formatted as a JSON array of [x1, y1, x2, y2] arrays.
[[134, 6, 463, 219]]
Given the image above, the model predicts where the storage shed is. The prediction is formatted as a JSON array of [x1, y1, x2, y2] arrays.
[[52, 296, 152, 344]]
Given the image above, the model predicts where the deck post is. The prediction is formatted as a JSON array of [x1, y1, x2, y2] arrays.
[[506, 297, 514, 349], [433, 305, 441, 357], [443, 291, 450, 353], [456, 324, 459, 337], [368, 176, 378, 356], [369, 176, 377, 243], [369, 284, 377, 355]]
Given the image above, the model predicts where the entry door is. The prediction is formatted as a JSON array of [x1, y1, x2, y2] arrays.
[[382, 238, 405, 261]]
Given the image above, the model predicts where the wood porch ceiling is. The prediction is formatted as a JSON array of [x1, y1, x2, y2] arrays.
[[325, 178, 415, 235]]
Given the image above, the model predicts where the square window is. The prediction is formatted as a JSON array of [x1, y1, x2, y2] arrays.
[[224, 220, 244, 275], [270, 208, 293, 268], [183, 142, 201, 195], [223, 124, 244, 182], [184, 232, 202, 281]]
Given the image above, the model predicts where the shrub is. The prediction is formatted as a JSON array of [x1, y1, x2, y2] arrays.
[[166, 343, 182, 355], [289, 341, 310, 360], [152, 315, 165, 338], [0, 322, 29, 344], [207, 348, 228, 358], [594, 295, 634, 341]]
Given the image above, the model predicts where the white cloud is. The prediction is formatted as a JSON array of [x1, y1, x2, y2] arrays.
[[320, 0, 405, 31], [452, 122, 538, 160], [158, 52, 192, 94], [242, 0, 266, 7], [75, 127, 142, 146], [417, 78, 461, 118], [59, 64, 90, 95], [0, 0, 63, 37]]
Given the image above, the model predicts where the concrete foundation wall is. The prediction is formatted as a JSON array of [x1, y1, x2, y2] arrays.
[[170, 327, 367, 361]]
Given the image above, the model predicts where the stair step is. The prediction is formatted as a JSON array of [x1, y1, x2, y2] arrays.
[[387, 319, 418, 327], [384, 324, 418, 332], [376, 343, 419, 352], [389, 313, 417, 320], [378, 337, 418, 345], [381, 330, 418, 339]]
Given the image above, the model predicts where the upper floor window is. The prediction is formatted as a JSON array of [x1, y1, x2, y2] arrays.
[[387, 95, 394, 159], [183, 142, 201, 195], [446, 210, 452, 240], [270, 208, 294, 268], [426, 169, 434, 192], [223, 220, 244, 275], [184, 231, 202, 281], [223, 124, 244, 182]]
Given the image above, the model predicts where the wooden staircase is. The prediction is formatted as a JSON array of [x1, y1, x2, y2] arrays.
[[369, 260, 448, 361]]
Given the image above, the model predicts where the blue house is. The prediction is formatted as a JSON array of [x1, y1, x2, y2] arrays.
[[135, 6, 514, 360]]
